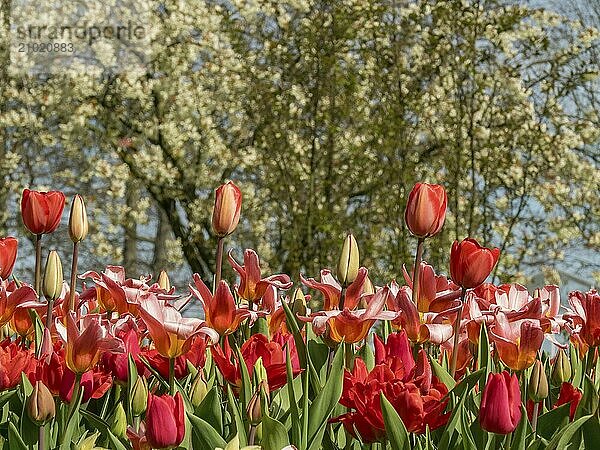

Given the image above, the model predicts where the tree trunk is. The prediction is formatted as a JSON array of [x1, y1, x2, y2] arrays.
[[123, 180, 139, 275]]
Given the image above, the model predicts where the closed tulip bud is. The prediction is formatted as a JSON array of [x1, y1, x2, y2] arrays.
[[404, 183, 447, 239], [131, 376, 148, 417], [189, 372, 208, 408], [291, 288, 307, 316], [68, 195, 88, 242], [449, 238, 500, 289], [146, 392, 185, 449], [157, 270, 171, 291], [551, 349, 572, 385], [528, 360, 549, 402], [0, 237, 18, 280], [479, 371, 522, 434], [21, 189, 66, 235], [110, 403, 127, 439], [337, 234, 359, 287], [212, 181, 242, 238], [246, 388, 263, 425], [26, 381, 55, 425], [42, 250, 63, 300]]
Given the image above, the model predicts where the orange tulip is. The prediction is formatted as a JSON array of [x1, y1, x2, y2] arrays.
[[489, 313, 544, 371], [211, 181, 242, 238], [389, 286, 457, 344], [228, 249, 292, 303], [56, 312, 123, 374], [404, 183, 447, 239], [138, 294, 218, 359], [190, 276, 254, 336], [564, 290, 600, 352], [301, 267, 369, 311], [21, 189, 65, 235], [402, 262, 461, 313], [0, 237, 18, 280], [0, 283, 37, 327], [300, 286, 397, 344]]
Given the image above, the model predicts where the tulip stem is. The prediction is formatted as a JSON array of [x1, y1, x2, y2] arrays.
[[215, 237, 224, 287], [69, 241, 79, 313], [64, 373, 82, 437], [532, 402, 540, 434], [169, 357, 176, 395], [411, 238, 425, 306], [38, 298, 54, 358], [39, 425, 46, 450], [248, 424, 257, 445], [450, 288, 467, 379], [338, 287, 347, 310], [34, 234, 42, 294]]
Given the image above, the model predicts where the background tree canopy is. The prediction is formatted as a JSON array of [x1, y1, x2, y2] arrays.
[[0, 0, 598, 288]]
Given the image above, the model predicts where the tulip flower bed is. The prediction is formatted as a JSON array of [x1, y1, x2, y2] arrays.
[[0, 182, 598, 450]]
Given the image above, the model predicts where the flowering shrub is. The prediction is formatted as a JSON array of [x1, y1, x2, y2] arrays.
[[0, 182, 597, 450]]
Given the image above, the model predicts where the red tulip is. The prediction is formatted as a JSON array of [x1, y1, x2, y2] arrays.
[[555, 382, 582, 421], [404, 183, 447, 239], [59, 367, 112, 403], [190, 277, 253, 336], [0, 238, 18, 280], [402, 262, 461, 313], [332, 340, 449, 440], [479, 371, 522, 434], [450, 238, 500, 289], [0, 339, 35, 391], [212, 333, 301, 393], [0, 283, 37, 327], [145, 392, 185, 449], [228, 249, 293, 303], [212, 181, 242, 237], [21, 189, 65, 235]]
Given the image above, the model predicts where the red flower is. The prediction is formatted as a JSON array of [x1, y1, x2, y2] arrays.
[[21, 189, 65, 235], [450, 238, 500, 289], [555, 382, 582, 421], [59, 367, 113, 403], [332, 333, 449, 441], [0, 282, 37, 327], [228, 249, 293, 303], [0, 237, 18, 280], [0, 339, 35, 390], [145, 392, 185, 449], [404, 183, 447, 239], [479, 371, 522, 434], [212, 181, 242, 237], [101, 328, 145, 383], [212, 333, 301, 392]]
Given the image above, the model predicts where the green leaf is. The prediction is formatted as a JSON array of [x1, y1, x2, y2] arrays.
[[307, 345, 344, 450], [188, 413, 227, 449], [430, 357, 455, 390], [227, 386, 248, 447], [510, 406, 528, 450], [286, 347, 301, 447], [477, 326, 490, 392], [196, 387, 223, 435], [107, 430, 129, 450], [234, 343, 252, 412], [582, 414, 600, 448], [359, 340, 375, 372], [536, 403, 570, 441], [262, 415, 290, 450], [544, 414, 591, 450], [380, 394, 409, 450], [8, 419, 27, 450]]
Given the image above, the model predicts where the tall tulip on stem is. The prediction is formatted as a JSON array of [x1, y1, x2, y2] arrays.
[[211, 181, 242, 286], [68, 195, 88, 313], [449, 238, 500, 377], [21, 189, 66, 294], [404, 183, 447, 307]]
